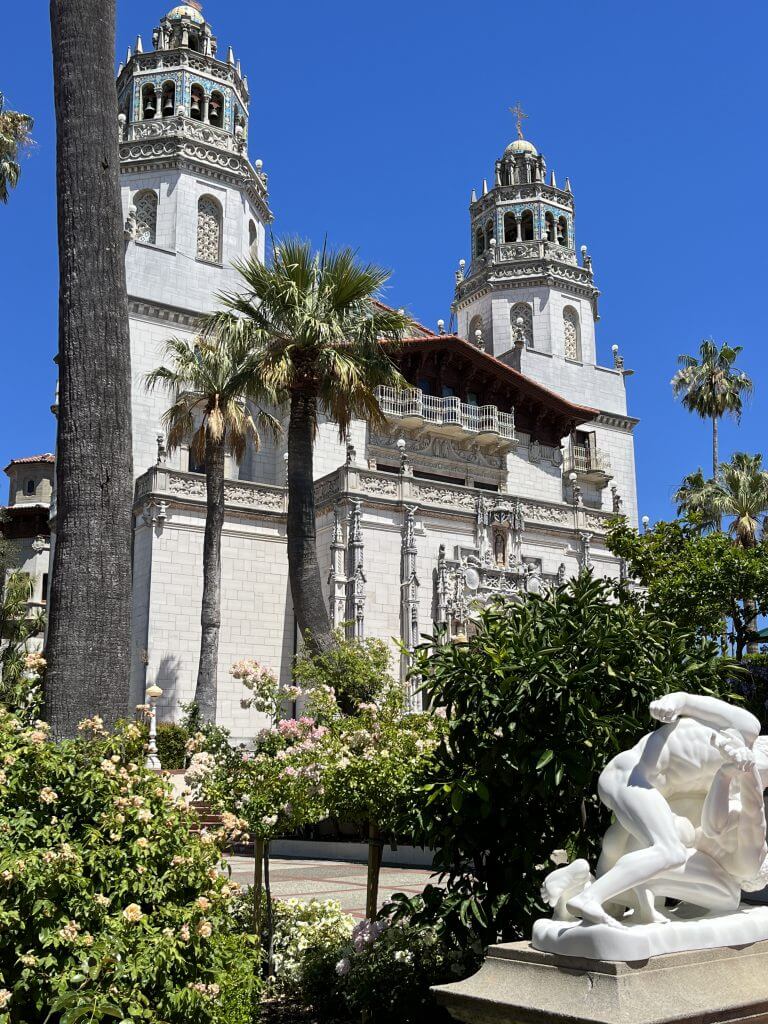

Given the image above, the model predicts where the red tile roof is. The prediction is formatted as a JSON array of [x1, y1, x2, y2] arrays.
[[4, 454, 55, 474]]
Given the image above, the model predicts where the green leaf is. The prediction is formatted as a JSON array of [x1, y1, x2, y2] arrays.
[[536, 749, 554, 770]]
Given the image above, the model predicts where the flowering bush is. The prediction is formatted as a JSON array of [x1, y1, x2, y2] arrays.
[[294, 632, 394, 717], [231, 660, 280, 717], [298, 919, 463, 1024], [0, 708, 261, 1023], [269, 899, 353, 999]]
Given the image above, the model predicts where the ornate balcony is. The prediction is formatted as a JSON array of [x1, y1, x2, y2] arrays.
[[563, 443, 612, 486], [375, 387, 516, 452]]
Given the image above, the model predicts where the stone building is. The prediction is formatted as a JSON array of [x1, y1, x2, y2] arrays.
[[1, 454, 54, 617], [54, 4, 640, 741]]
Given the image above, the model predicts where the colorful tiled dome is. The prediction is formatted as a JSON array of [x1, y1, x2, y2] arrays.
[[166, 4, 204, 23], [505, 138, 538, 157]]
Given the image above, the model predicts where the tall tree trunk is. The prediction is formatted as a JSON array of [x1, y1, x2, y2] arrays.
[[46, 0, 134, 737], [712, 416, 719, 479], [286, 390, 334, 652], [194, 434, 225, 722]]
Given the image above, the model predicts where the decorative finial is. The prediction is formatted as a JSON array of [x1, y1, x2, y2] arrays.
[[509, 101, 528, 140]]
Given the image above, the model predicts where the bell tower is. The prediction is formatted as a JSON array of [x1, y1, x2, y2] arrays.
[[452, 109, 639, 526], [115, 2, 272, 476]]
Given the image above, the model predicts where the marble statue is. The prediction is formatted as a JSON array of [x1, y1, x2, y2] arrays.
[[533, 691, 768, 960]]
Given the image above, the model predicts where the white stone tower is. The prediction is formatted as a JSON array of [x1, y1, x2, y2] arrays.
[[453, 110, 638, 524], [116, 2, 272, 477]]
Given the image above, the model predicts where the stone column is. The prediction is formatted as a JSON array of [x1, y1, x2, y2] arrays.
[[400, 505, 420, 707], [328, 505, 347, 628], [347, 499, 365, 640]]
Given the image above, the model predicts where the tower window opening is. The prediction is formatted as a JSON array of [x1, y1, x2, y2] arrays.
[[485, 219, 494, 250], [248, 220, 258, 254], [197, 195, 223, 264], [134, 190, 158, 245], [475, 227, 485, 256], [25, 479, 35, 495], [190, 84, 205, 122], [557, 216, 568, 247], [209, 91, 224, 128], [521, 210, 534, 241], [468, 314, 484, 347], [161, 82, 176, 117], [563, 305, 581, 361], [503, 212, 517, 243], [529, 161, 537, 183], [141, 84, 157, 120], [545, 212, 555, 242], [510, 303, 533, 349]]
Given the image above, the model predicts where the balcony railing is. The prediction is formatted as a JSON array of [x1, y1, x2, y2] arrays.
[[375, 387, 516, 443], [564, 444, 612, 479]]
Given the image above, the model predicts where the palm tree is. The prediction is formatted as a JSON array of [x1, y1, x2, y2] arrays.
[[199, 239, 411, 653], [0, 92, 33, 203], [46, 0, 134, 737], [675, 453, 768, 654], [146, 331, 279, 721], [671, 338, 753, 479]]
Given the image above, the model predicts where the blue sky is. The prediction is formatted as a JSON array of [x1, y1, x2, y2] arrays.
[[1, 0, 765, 524]]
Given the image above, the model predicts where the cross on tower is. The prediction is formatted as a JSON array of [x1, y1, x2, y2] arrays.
[[510, 102, 528, 140]]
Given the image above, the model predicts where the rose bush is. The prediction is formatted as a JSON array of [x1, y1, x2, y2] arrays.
[[0, 709, 261, 1023]]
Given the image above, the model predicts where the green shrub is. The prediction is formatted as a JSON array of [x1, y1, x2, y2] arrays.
[[270, 898, 353, 999], [742, 652, 768, 668], [156, 721, 189, 770], [0, 709, 260, 1023], [294, 630, 395, 716], [299, 920, 465, 1024], [411, 573, 737, 944]]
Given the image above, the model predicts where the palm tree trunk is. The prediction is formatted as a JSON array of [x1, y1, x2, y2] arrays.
[[45, 0, 134, 737], [286, 390, 334, 652], [712, 416, 719, 479], [194, 434, 225, 721]]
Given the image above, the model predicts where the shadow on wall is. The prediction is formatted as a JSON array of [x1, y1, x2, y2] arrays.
[[155, 652, 181, 720]]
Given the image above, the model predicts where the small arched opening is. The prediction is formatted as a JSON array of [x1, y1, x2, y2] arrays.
[[521, 210, 534, 241], [197, 194, 223, 264], [248, 220, 258, 254], [545, 212, 555, 242], [190, 84, 205, 121], [563, 305, 581, 361], [141, 83, 157, 120], [161, 81, 176, 117], [503, 212, 518, 243], [209, 91, 224, 128], [468, 314, 485, 348], [557, 216, 568, 247], [475, 227, 485, 257], [134, 190, 158, 245], [485, 219, 494, 250], [510, 303, 533, 349]]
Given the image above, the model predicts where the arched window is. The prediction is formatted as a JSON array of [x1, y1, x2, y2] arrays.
[[485, 219, 494, 249], [26, 479, 35, 495], [563, 306, 581, 361], [248, 220, 258, 254], [521, 210, 534, 241], [545, 212, 555, 242], [468, 314, 485, 348], [557, 216, 569, 247], [190, 84, 205, 121], [510, 303, 533, 349], [209, 91, 224, 128], [529, 160, 537, 183], [503, 212, 517, 243], [141, 84, 157, 120], [161, 81, 176, 117], [134, 190, 158, 245], [197, 195, 222, 263], [475, 227, 485, 256]]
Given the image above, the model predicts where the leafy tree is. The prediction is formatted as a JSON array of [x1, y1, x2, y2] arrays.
[[293, 629, 394, 715], [608, 516, 768, 660], [0, 571, 45, 714], [146, 333, 279, 722], [0, 92, 33, 203], [198, 239, 411, 653], [46, 0, 134, 737], [408, 574, 735, 944], [671, 338, 752, 480]]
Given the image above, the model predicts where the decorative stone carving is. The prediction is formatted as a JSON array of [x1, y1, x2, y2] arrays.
[[347, 500, 365, 639], [534, 693, 768, 961], [196, 195, 222, 262], [400, 505, 420, 706], [359, 473, 398, 498], [563, 306, 580, 361], [327, 505, 347, 628]]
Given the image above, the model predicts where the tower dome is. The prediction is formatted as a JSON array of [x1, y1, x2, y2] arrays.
[[505, 138, 538, 157], [166, 3, 205, 22]]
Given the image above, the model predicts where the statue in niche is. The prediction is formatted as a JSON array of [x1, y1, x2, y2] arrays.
[[494, 531, 506, 567], [534, 692, 768, 960]]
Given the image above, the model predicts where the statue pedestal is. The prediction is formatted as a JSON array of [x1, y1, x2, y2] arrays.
[[432, 939, 768, 1023]]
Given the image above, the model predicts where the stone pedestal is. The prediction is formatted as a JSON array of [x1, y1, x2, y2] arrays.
[[432, 940, 768, 1023]]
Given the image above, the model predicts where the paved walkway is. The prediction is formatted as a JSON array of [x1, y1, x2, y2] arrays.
[[226, 855, 438, 919]]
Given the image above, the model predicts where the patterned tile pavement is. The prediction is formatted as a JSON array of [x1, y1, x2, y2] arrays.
[[225, 855, 439, 919]]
